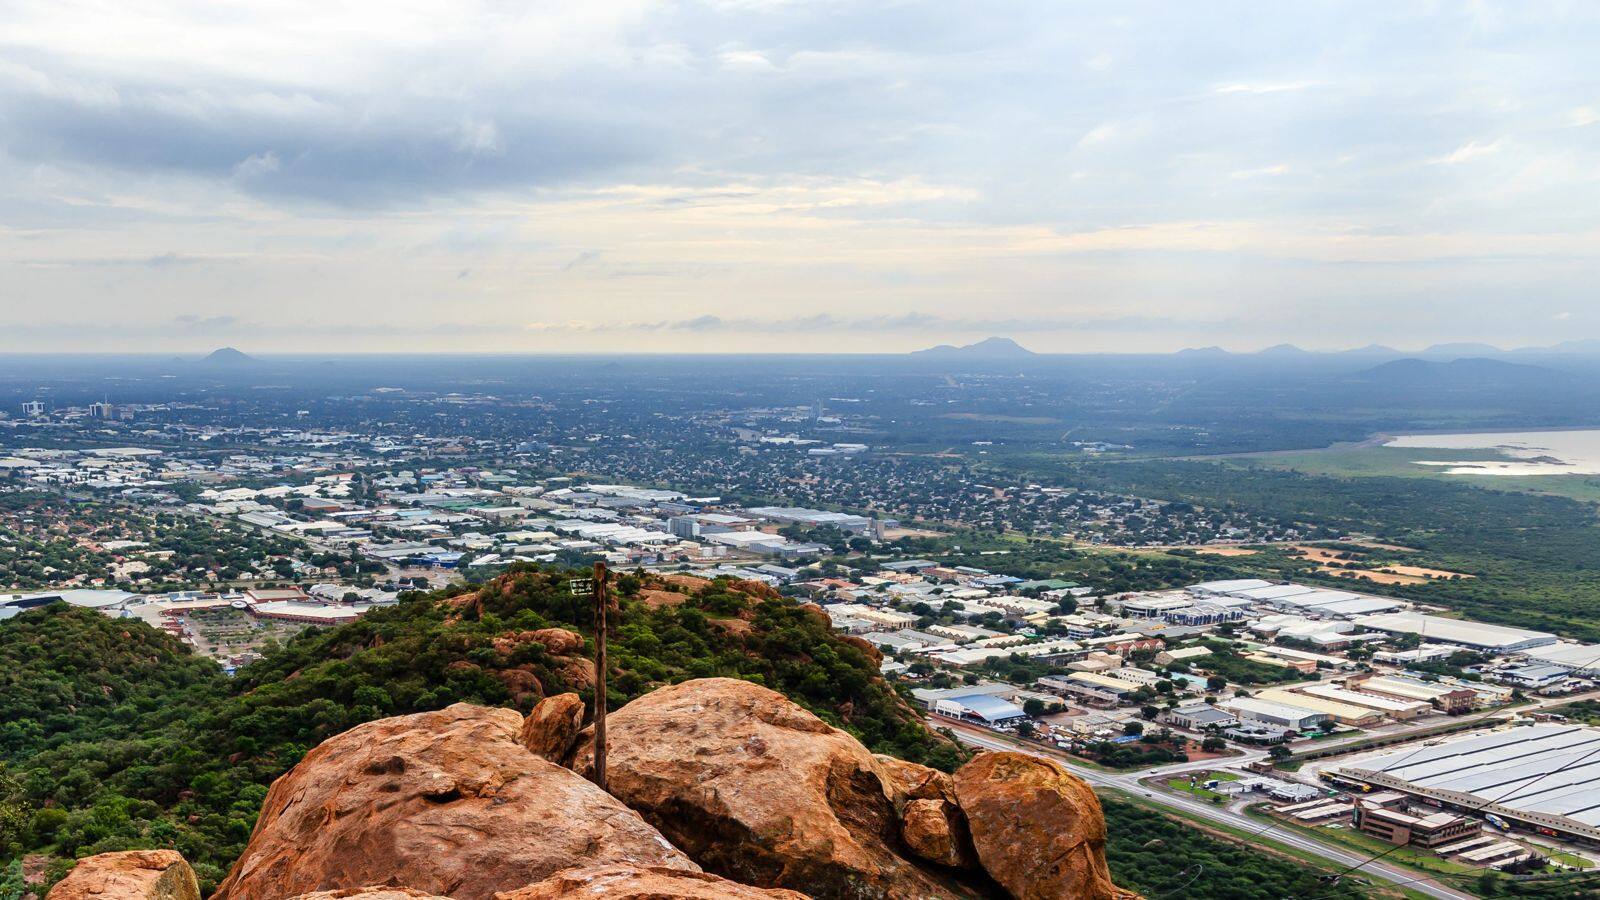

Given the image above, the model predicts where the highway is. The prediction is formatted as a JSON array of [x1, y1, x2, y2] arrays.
[[942, 723, 1477, 900]]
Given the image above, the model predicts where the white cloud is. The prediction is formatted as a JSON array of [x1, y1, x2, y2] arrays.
[[1, 1, 1599, 352], [1430, 138, 1506, 165]]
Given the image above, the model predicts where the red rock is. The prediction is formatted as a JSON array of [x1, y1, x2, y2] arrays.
[[520, 693, 585, 763], [899, 800, 968, 869], [46, 850, 200, 900], [528, 628, 582, 656], [496, 865, 811, 899], [286, 883, 448, 890], [213, 704, 697, 900], [576, 678, 977, 899], [953, 753, 1130, 900]]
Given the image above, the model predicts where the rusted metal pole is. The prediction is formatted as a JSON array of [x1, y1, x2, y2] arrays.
[[592, 560, 609, 792]]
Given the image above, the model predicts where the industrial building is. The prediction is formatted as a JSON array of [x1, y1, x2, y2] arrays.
[[1254, 688, 1384, 727], [1349, 675, 1478, 713], [1160, 703, 1239, 731], [1297, 683, 1431, 720], [1220, 697, 1331, 731], [1351, 612, 1558, 653], [1336, 725, 1600, 845], [1353, 795, 1480, 848]]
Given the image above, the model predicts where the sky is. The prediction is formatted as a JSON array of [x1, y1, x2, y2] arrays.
[[2, 1, 1598, 354]]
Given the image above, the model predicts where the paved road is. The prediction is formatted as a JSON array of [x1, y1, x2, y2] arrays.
[[942, 723, 1477, 900]]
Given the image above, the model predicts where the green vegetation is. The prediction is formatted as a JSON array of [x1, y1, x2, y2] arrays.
[[1184, 639, 1311, 686], [1247, 444, 1600, 504], [0, 492, 341, 591], [1164, 770, 1239, 802], [1102, 795, 1371, 899], [1040, 459, 1600, 641], [0, 566, 959, 890]]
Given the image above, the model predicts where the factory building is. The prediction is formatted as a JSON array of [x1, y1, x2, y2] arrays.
[[1336, 725, 1600, 846], [1352, 612, 1558, 654], [1220, 697, 1331, 732]]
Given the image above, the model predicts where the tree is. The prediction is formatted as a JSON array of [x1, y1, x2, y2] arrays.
[[1016, 721, 1035, 739], [1123, 721, 1144, 737], [1268, 746, 1291, 761], [1201, 735, 1226, 752], [1140, 704, 1159, 721]]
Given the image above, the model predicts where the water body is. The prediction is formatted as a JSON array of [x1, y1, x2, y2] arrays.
[[1386, 429, 1600, 476]]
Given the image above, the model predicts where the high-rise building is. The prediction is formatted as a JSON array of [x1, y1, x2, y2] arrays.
[[88, 401, 116, 419], [21, 400, 44, 417]]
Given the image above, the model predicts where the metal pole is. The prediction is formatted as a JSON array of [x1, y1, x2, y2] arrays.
[[592, 561, 609, 792]]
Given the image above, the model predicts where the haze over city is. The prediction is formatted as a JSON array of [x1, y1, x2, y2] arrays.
[[3, 1, 1598, 354]]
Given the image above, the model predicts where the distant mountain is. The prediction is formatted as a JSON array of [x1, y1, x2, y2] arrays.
[[1421, 342, 1503, 358], [200, 347, 258, 365], [911, 336, 1035, 359], [1255, 343, 1311, 357], [1516, 339, 1600, 355], [1355, 356, 1575, 388], [1339, 343, 1403, 357], [1174, 346, 1231, 359]]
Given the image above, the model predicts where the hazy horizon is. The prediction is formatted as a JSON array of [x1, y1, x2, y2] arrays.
[[3, 2, 1599, 354]]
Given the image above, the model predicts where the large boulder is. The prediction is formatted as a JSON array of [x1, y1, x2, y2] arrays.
[[213, 704, 697, 900], [47, 850, 200, 900], [576, 677, 977, 899], [953, 753, 1126, 900], [497, 865, 811, 899], [520, 693, 585, 763], [286, 883, 448, 890]]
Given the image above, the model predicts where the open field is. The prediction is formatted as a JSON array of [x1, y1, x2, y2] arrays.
[[1381, 564, 1474, 580], [1192, 546, 1260, 557], [1317, 566, 1428, 585]]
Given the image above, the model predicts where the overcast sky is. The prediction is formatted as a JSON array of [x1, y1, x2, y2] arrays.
[[2, 1, 1598, 354]]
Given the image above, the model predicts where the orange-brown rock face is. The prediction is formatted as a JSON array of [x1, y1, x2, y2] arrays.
[[213, 704, 697, 900], [520, 693, 585, 763], [496, 865, 812, 899], [953, 753, 1125, 900], [47, 850, 200, 900], [286, 883, 448, 890], [577, 677, 977, 900], [899, 799, 967, 869]]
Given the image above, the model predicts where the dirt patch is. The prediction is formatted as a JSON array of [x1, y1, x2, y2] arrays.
[[1292, 545, 1363, 564], [1378, 565, 1474, 580], [711, 617, 754, 636], [638, 589, 690, 609], [1193, 546, 1259, 557], [1316, 567, 1427, 585], [661, 573, 712, 592], [882, 526, 945, 540]]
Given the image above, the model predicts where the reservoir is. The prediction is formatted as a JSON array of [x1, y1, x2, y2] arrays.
[[1385, 429, 1600, 476]]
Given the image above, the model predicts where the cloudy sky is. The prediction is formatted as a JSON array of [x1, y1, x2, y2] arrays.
[[2, 1, 1598, 353]]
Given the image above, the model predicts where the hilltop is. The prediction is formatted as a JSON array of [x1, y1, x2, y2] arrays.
[[1, 570, 1373, 899], [911, 336, 1035, 359], [199, 347, 257, 365]]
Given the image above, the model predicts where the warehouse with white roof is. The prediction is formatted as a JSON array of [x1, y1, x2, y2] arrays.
[[1352, 612, 1557, 653], [1336, 725, 1600, 845]]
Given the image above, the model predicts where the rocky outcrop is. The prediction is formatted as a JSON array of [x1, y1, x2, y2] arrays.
[[520, 693, 585, 763], [497, 865, 811, 899], [574, 677, 975, 899], [47, 850, 199, 900], [953, 752, 1127, 900], [213, 704, 697, 900], [899, 799, 967, 869], [87, 680, 1130, 900], [286, 883, 448, 890]]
